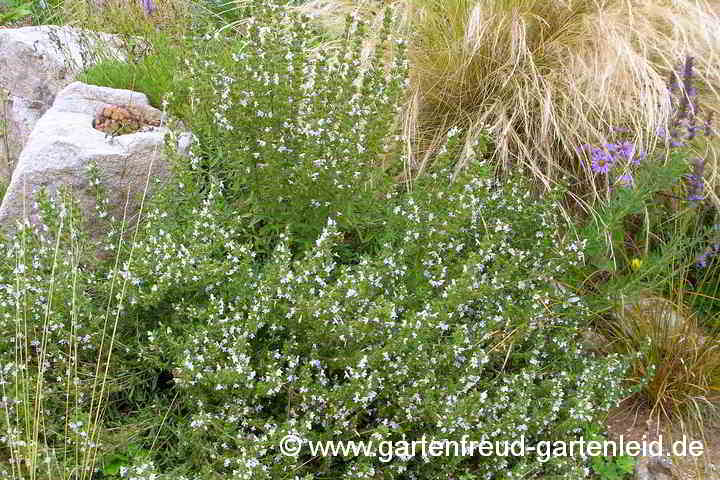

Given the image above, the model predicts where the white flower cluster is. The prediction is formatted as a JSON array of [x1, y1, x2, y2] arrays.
[[122, 161, 629, 478], [0, 2, 631, 479]]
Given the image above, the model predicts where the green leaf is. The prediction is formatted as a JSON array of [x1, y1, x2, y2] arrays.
[[103, 455, 127, 476]]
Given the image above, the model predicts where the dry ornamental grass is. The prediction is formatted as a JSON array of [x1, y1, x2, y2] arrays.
[[398, 0, 720, 205]]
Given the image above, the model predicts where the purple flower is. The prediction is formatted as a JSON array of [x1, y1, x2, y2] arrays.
[[696, 243, 720, 268], [590, 149, 614, 174], [616, 173, 634, 188], [697, 251, 709, 268], [670, 139, 686, 148], [617, 141, 635, 159]]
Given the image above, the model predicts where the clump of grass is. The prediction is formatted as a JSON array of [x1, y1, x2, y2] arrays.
[[402, 0, 720, 201], [78, 32, 196, 118], [608, 291, 720, 425], [60, 0, 195, 36], [27, 0, 65, 25], [688, 250, 720, 326]]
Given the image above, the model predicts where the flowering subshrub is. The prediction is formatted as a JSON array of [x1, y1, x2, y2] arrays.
[[0, 2, 631, 478], [115, 157, 630, 479], [182, 1, 407, 257]]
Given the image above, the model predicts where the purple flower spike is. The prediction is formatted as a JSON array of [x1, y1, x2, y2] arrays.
[[686, 157, 705, 201], [675, 56, 696, 122], [683, 56, 695, 83], [704, 111, 714, 137], [141, 0, 155, 15]]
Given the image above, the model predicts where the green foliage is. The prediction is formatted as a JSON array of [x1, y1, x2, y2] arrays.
[[28, 0, 64, 25], [578, 141, 702, 274], [0, 172, 180, 479], [591, 454, 635, 480], [0, 4, 632, 475], [176, 2, 408, 257], [688, 254, 720, 326], [0, 0, 32, 25], [100, 443, 151, 478], [584, 425, 635, 480], [79, 33, 196, 118], [575, 55, 717, 282], [121, 154, 631, 477]]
